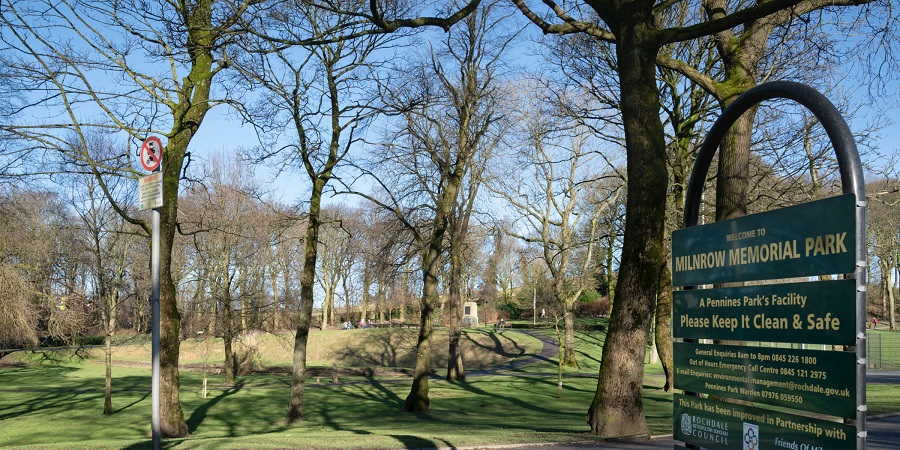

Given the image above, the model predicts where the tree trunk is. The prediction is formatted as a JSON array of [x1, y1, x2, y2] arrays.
[[103, 315, 114, 415], [158, 167, 188, 437], [562, 303, 578, 367], [405, 257, 438, 412], [605, 233, 616, 308], [405, 174, 461, 412], [587, 19, 664, 438], [655, 154, 687, 393], [715, 107, 755, 220], [287, 180, 326, 423], [655, 262, 674, 391], [378, 284, 386, 322], [361, 268, 371, 321], [240, 296, 247, 334], [890, 267, 897, 330], [446, 249, 465, 381], [223, 290, 236, 384]]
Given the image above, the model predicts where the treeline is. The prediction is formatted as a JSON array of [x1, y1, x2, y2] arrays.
[[1, 0, 898, 439]]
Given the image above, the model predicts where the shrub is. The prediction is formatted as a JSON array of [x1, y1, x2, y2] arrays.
[[497, 301, 524, 320], [577, 289, 601, 303], [577, 296, 610, 317]]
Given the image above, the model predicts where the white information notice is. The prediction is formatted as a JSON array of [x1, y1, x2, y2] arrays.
[[139, 172, 163, 210]]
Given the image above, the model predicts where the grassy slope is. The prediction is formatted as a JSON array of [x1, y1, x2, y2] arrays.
[[27, 328, 544, 371]]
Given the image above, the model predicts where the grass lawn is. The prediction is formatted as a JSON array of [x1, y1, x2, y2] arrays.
[[867, 329, 900, 370], [0, 360, 673, 449], [3, 323, 898, 448]]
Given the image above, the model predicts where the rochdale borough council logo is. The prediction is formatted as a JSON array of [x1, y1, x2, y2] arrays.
[[742, 422, 759, 450], [681, 413, 693, 436]]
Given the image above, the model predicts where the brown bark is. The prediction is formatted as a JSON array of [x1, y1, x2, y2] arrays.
[[361, 267, 371, 321], [587, 16, 664, 438], [715, 108, 755, 220], [287, 180, 325, 423], [223, 289, 236, 384], [561, 306, 578, 367], [446, 249, 465, 381], [655, 262, 674, 391], [887, 266, 897, 330], [159, 200, 188, 437], [285, 48, 346, 422], [405, 175, 461, 411], [104, 326, 113, 415]]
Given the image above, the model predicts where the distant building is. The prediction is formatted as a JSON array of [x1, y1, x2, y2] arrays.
[[462, 301, 479, 327]]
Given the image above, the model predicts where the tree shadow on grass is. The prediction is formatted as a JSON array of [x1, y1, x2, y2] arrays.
[[0, 370, 155, 421], [318, 395, 440, 449], [112, 389, 151, 414], [496, 331, 525, 355], [574, 331, 605, 347], [464, 330, 525, 358], [575, 349, 602, 365], [186, 380, 245, 434], [452, 379, 576, 416], [331, 329, 416, 368]]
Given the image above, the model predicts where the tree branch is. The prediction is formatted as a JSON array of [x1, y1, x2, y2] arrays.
[[509, 0, 616, 41], [659, 0, 807, 44]]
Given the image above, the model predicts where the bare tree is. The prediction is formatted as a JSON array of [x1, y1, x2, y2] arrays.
[[65, 151, 138, 414], [493, 117, 617, 367], [341, 2, 512, 411], [1, 0, 267, 435], [233, 0, 395, 423]]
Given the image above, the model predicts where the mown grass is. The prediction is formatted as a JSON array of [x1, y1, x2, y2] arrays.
[[3, 323, 897, 449], [0, 359, 673, 449], [867, 329, 900, 370]]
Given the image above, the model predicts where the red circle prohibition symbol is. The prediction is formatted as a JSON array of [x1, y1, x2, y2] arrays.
[[139, 136, 164, 171]]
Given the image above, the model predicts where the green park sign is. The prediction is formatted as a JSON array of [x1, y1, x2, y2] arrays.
[[672, 194, 855, 286], [674, 342, 856, 418], [674, 394, 855, 450], [672, 83, 867, 448], [674, 279, 856, 345]]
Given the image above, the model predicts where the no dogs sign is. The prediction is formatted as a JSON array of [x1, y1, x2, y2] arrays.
[[139, 136, 163, 172]]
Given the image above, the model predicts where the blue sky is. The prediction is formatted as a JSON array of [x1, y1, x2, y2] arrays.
[[184, 67, 900, 210]]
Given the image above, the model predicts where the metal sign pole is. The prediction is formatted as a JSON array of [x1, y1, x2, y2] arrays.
[[151, 177, 161, 450]]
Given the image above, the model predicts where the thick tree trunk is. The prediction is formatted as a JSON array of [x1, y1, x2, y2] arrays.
[[716, 109, 755, 220], [405, 272, 437, 412], [159, 169, 188, 437], [287, 180, 325, 423], [405, 175, 461, 412], [587, 19, 664, 438], [446, 250, 465, 381]]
